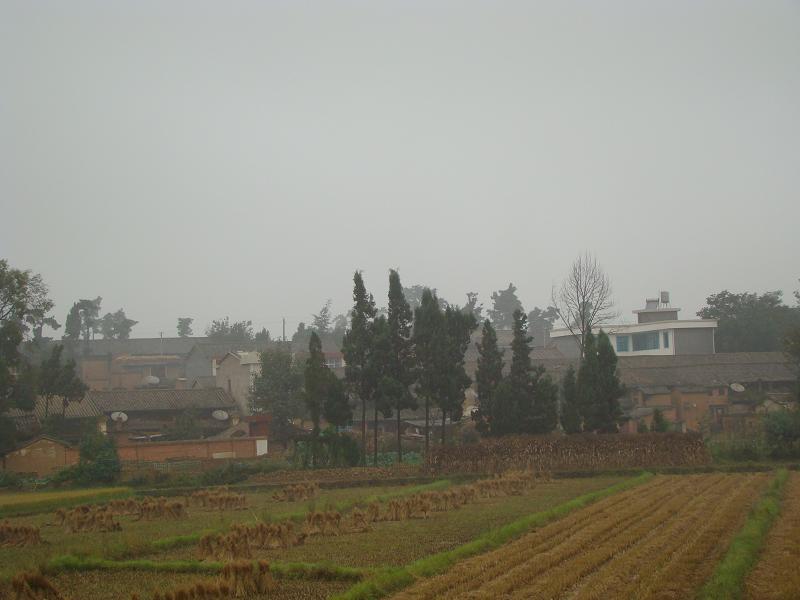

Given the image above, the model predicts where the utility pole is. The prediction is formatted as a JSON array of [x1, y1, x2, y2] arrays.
[[282, 318, 286, 342]]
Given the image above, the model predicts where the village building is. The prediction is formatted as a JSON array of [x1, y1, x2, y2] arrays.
[[548, 294, 718, 358]]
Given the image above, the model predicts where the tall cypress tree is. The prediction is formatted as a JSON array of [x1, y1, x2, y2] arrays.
[[594, 331, 625, 432], [560, 365, 581, 433], [576, 332, 599, 431], [367, 316, 394, 465], [436, 305, 476, 443], [385, 270, 416, 462], [303, 332, 327, 467], [473, 320, 504, 436], [342, 271, 377, 466], [412, 289, 444, 454], [509, 309, 534, 431]]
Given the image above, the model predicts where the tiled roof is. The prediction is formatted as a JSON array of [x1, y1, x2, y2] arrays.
[[6, 395, 103, 421], [88, 388, 238, 413]]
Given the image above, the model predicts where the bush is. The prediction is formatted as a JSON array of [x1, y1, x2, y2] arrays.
[[0, 471, 23, 489], [52, 432, 121, 486], [763, 409, 800, 459], [292, 428, 361, 468]]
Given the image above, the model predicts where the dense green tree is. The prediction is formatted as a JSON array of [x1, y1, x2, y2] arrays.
[[464, 292, 484, 323], [472, 320, 504, 436], [402, 284, 447, 312], [206, 317, 254, 341], [592, 331, 625, 432], [177, 317, 194, 337], [488, 283, 524, 330], [303, 332, 328, 466], [412, 288, 444, 453], [39, 344, 87, 419], [527, 306, 558, 345], [367, 315, 394, 465], [0, 260, 48, 451], [698, 290, 800, 352], [311, 300, 333, 334], [100, 309, 137, 339], [436, 305, 477, 442], [560, 365, 581, 433], [386, 270, 416, 461], [507, 310, 557, 434], [63, 297, 102, 349], [323, 372, 352, 428], [342, 271, 378, 465], [575, 332, 599, 430], [63, 304, 82, 342], [651, 408, 669, 432], [575, 331, 625, 433], [252, 345, 304, 448]]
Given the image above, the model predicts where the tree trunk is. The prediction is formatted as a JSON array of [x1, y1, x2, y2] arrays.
[[397, 408, 402, 463], [361, 397, 367, 467], [441, 410, 446, 445], [373, 405, 378, 467], [424, 397, 429, 457]]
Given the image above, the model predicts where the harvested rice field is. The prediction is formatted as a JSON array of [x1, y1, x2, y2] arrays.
[[745, 472, 800, 600], [2, 470, 793, 600], [392, 473, 770, 600]]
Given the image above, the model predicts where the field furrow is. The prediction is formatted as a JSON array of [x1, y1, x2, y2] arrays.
[[391, 475, 674, 599], [391, 474, 769, 600], [745, 473, 800, 600]]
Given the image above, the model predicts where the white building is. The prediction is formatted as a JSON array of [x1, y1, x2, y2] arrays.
[[549, 294, 717, 358]]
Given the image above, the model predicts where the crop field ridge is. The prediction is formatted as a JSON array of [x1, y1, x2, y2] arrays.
[[392, 473, 769, 600], [744, 472, 800, 599]]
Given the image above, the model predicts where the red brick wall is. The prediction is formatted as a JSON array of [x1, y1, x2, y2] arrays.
[[117, 437, 266, 462]]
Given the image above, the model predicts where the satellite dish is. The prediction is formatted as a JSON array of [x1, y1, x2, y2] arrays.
[[143, 375, 160, 385], [730, 383, 745, 393], [111, 411, 128, 423], [212, 410, 229, 421]]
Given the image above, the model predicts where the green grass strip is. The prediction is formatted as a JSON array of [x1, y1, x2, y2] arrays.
[[334, 471, 654, 600], [143, 480, 454, 555], [45, 554, 366, 581], [0, 488, 133, 519], [697, 469, 790, 600]]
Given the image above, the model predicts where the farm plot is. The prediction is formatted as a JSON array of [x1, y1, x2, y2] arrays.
[[392, 473, 769, 600], [155, 477, 623, 568], [0, 482, 415, 580], [745, 472, 800, 600]]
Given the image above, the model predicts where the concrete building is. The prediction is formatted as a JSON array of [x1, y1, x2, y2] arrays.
[[215, 351, 262, 415], [549, 293, 718, 358]]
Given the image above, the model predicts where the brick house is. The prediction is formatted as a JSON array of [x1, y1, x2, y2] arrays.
[[2, 435, 80, 477]]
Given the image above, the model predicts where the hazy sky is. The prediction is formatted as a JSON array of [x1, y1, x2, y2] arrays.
[[2, 1, 798, 339]]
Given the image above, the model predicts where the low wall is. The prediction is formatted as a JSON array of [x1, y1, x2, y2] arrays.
[[426, 433, 711, 474], [117, 437, 268, 463]]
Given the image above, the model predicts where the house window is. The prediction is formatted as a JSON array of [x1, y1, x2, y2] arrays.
[[663, 331, 670, 349], [616, 335, 630, 352], [632, 331, 660, 351]]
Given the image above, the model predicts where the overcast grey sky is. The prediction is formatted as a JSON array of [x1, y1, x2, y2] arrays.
[[1, 0, 798, 339]]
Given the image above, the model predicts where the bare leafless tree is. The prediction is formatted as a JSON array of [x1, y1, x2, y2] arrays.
[[552, 252, 617, 357]]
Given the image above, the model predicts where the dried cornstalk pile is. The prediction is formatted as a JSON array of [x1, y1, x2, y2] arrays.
[[53, 505, 122, 533], [392, 473, 767, 600], [0, 521, 42, 547], [188, 489, 246, 511], [272, 481, 319, 502], [11, 572, 67, 600], [745, 473, 800, 600], [426, 433, 710, 474], [131, 560, 273, 599]]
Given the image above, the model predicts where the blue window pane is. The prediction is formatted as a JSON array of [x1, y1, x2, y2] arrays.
[[663, 331, 670, 348], [616, 335, 630, 352], [632, 331, 660, 351]]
